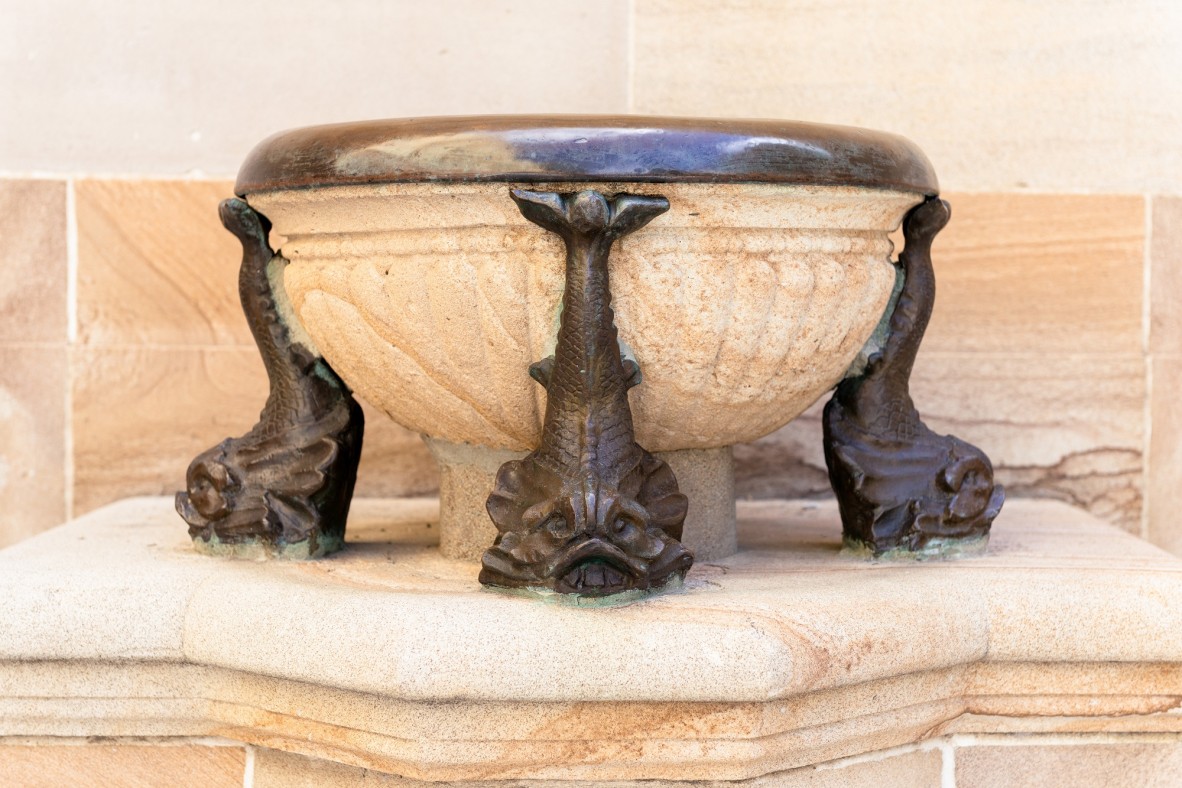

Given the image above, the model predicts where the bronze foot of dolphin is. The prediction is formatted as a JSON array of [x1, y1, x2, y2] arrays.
[[823, 197, 1004, 557], [176, 199, 364, 559]]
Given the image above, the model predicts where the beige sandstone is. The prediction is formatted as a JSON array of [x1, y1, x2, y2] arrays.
[[0, 742, 245, 788], [4, 497, 1182, 781], [251, 182, 918, 452], [955, 739, 1182, 788], [658, 445, 737, 561], [632, 0, 1182, 194], [0, 1, 631, 175], [426, 437, 521, 560], [249, 745, 944, 787]]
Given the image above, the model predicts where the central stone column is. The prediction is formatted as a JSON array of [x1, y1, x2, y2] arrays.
[[426, 438, 737, 563]]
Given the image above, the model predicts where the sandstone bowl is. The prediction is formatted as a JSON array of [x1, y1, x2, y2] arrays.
[[235, 116, 938, 559]]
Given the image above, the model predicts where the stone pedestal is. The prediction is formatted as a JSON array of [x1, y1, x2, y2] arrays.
[[427, 438, 736, 562], [425, 437, 522, 561], [5, 497, 1182, 785]]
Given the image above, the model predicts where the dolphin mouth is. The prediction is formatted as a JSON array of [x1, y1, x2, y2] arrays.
[[547, 538, 646, 596], [557, 560, 632, 595]]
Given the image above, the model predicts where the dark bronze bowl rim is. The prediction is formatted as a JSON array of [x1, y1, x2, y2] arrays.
[[235, 114, 938, 197]]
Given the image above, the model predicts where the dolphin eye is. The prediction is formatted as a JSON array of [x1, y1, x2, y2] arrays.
[[612, 517, 640, 541], [545, 515, 568, 537], [189, 463, 232, 518]]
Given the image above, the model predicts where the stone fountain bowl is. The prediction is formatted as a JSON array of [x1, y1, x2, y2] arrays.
[[235, 116, 937, 558]]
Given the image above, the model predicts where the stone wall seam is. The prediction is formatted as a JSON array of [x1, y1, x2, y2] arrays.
[[64, 177, 77, 521], [1142, 193, 1155, 541]]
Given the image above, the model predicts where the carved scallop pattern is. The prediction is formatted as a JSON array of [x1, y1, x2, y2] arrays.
[[255, 183, 919, 451]]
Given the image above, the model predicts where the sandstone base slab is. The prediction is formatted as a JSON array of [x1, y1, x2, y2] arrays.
[[4, 497, 1182, 783]]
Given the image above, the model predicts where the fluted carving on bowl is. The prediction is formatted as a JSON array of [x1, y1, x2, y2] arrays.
[[253, 183, 921, 452]]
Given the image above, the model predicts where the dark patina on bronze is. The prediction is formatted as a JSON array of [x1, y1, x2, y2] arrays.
[[480, 189, 693, 596], [235, 115, 938, 195], [823, 197, 1005, 556], [176, 199, 364, 558]]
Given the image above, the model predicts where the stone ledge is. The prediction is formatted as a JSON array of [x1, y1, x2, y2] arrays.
[[1, 497, 1181, 781]]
